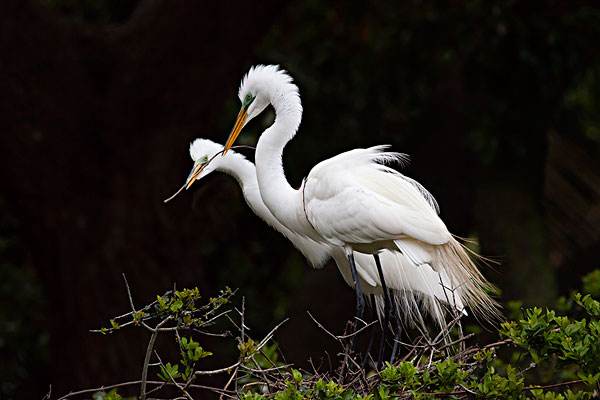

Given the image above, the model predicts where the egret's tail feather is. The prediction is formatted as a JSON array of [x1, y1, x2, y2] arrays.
[[372, 289, 442, 332], [369, 248, 472, 331], [433, 237, 502, 324], [371, 283, 458, 333]]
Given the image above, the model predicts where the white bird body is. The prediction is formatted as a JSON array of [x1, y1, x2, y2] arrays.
[[304, 146, 450, 251], [221, 65, 499, 321], [187, 139, 465, 326]]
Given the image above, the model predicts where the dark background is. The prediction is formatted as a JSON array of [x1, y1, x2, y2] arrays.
[[1, 1, 599, 398]]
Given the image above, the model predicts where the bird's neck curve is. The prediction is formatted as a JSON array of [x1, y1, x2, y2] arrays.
[[219, 146, 331, 269], [219, 153, 256, 191], [218, 153, 267, 221], [255, 88, 306, 231]]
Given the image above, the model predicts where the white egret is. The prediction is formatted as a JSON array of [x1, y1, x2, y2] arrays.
[[221, 65, 499, 324], [183, 138, 466, 332]]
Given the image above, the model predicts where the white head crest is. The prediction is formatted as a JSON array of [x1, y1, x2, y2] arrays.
[[237, 65, 301, 121]]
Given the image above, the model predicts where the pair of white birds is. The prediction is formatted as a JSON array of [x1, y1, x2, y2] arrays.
[[175, 65, 499, 332]]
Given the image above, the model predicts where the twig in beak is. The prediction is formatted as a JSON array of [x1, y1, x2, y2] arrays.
[[162, 145, 256, 204], [163, 183, 187, 203]]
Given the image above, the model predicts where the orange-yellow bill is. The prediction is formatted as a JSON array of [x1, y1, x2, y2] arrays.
[[185, 161, 206, 190], [223, 107, 248, 155]]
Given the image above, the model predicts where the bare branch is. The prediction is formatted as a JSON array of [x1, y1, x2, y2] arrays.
[[194, 361, 241, 377], [122, 273, 137, 312], [141, 317, 172, 400], [307, 311, 376, 342], [255, 318, 289, 351]]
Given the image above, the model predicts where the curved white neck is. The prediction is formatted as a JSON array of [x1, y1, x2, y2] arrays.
[[218, 154, 263, 218], [255, 94, 310, 234], [217, 151, 330, 268]]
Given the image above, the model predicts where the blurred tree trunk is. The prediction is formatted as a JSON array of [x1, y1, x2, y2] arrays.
[[475, 181, 555, 305], [545, 133, 600, 291], [0, 0, 278, 393], [473, 130, 600, 305]]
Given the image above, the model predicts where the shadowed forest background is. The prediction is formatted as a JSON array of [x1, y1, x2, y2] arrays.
[[1, 0, 599, 398]]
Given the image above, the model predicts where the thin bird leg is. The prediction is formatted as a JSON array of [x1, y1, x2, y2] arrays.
[[374, 253, 392, 368], [347, 251, 365, 354], [390, 320, 402, 363], [362, 294, 378, 368], [387, 279, 400, 331], [373, 254, 393, 328], [348, 251, 365, 321]]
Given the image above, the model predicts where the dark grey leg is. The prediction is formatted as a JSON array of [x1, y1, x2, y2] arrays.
[[362, 294, 378, 368], [374, 253, 392, 368], [390, 322, 402, 363], [348, 251, 365, 321], [348, 251, 366, 353]]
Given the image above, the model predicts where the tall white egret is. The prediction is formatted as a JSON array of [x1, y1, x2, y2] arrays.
[[221, 65, 499, 323], [183, 138, 466, 332]]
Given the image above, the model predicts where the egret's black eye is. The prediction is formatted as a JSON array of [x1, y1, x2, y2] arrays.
[[242, 93, 255, 108], [199, 155, 208, 163]]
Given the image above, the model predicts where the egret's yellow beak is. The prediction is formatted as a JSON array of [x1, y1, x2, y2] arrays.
[[223, 107, 248, 155], [185, 161, 206, 190]]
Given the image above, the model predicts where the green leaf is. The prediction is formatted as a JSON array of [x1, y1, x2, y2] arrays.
[[170, 299, 183, 313], [291, 368, 302, 383], [156, 295, 167, 311], [132, 310, 145, 324], [158, 362, 180, 382]]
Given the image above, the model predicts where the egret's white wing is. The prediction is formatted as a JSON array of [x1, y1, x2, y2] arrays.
[[304, 146, 451, 247]]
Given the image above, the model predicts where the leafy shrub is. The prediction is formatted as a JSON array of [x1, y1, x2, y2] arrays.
[[55, 271, 600, 399]]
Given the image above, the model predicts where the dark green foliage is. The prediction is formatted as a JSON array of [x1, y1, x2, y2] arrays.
[[501, 295, 600, 378], [582, 271, 600, 298]]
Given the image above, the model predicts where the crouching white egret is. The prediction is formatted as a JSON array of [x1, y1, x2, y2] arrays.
[[181, 138, 466, 333], [221, 65, 500, 326]]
